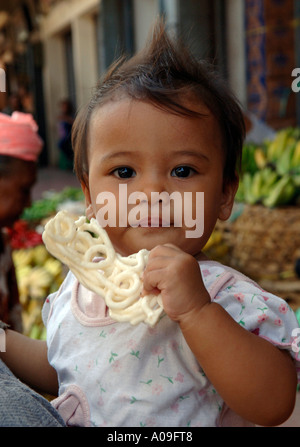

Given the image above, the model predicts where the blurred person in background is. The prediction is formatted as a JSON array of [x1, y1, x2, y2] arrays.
[[1, 92, 24, 116], [17, 85, 34, 114], [0, 112, 42, 332], [57, 98, 74, 170], [0, 112, 65, 427]]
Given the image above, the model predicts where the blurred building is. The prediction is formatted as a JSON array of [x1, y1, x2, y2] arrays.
[[0, 0, 299, 166]]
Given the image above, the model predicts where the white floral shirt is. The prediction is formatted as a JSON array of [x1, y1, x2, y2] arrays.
[[42, 260, 300, 427]]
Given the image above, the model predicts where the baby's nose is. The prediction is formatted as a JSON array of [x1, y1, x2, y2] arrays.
[[138, 174, 167, 202]]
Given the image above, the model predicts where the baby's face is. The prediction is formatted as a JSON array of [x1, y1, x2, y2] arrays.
[[83, 98, 237, 257]]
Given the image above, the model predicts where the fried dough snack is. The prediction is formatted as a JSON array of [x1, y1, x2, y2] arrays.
[[42, 210, 164, 326]]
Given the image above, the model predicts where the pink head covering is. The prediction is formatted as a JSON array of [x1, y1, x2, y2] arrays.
[[0, 112, 43, 162]]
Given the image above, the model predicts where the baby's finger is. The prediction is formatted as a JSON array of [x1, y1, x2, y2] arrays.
[[142, 267, 164, 296], [148, 243, 181, 260], [144, 255, 170, 274]]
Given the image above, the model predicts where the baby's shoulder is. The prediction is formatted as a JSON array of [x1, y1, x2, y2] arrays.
[[199, 261, 299, 348], [199, 260, 265, 299]]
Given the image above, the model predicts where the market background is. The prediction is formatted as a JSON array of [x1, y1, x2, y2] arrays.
[[0, 0, 300, 427]]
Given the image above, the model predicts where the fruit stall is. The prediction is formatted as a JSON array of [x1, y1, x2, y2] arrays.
[[8, 187, 85, 339], [204, 127, 300, 312]]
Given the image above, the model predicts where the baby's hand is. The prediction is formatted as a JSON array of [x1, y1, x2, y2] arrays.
[[142, 244, 211, 323]]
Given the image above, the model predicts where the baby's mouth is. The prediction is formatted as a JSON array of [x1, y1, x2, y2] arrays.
[[137, 216, 172, 228]]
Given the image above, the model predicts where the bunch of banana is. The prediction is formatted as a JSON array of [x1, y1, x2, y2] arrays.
[[241, 143, 261, 175], [16, 263, 53, 304], [203, 230, 223, 251], [31, 244, 50, 266], [238, 126, 300, 207], [203, 229, 230, 262], [24, 266, 53, 299], [265, 128, 300, 174], [16, 264, 52, 337], [12, 248, 34, 268], [254, 148, 267, 169], [13, 243, 64, 337], [266, 127, 295, 162], [44, 257, 63, 280], [237, 168, 277, 205], [275, 141, 300, 176], [22, 298, 44, 338], [290, 141, 300, 170], [262, 174, 296, 208], [237, 166, 298, 207]]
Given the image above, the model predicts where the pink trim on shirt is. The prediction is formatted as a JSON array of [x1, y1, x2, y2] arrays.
[[71, 279, 115, 327]]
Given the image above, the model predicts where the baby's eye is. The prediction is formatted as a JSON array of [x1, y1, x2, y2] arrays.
[[113, 167, 136, 179], [171, 166, 195, 178]]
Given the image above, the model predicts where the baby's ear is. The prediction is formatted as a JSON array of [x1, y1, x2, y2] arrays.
[[218, 176, 239, 221]]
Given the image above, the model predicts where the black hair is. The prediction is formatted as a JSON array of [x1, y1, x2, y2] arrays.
[[72, 19, 245, 187]]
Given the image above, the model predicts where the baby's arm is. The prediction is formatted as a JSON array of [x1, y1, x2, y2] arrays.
[[0, 329, 58, 396], [143, 244, 297, 426]]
